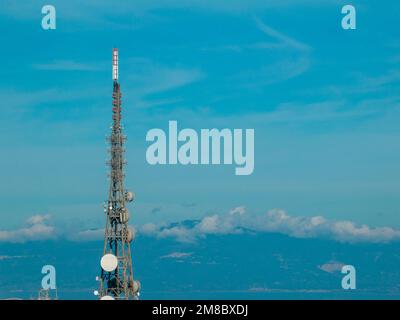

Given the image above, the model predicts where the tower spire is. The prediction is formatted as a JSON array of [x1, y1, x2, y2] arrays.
[[98, 48, 140, 300], [112, 48, 118, 81]]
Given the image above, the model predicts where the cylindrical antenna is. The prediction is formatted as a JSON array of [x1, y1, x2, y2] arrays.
[[112, 48, 118, 81]]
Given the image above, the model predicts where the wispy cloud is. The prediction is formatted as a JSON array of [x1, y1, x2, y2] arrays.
[[0, 0, 342, 24], [69, 228, 104, 242], [201, 26, 310, 54], [32, 60, 101, 71], [318, 261, 345, 273], [0, 255, 32, 261], [235, 55, 311, 87], [127, 58, 204, 93], [125, 58, 204, 108], [202, 94, 400, 126], [254, 18, 311, 52], [309, 69, 400, 98], [225, 18, 312, 88], [160, 252, 193, 259]]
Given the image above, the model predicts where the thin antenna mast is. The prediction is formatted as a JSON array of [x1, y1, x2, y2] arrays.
[[97, 48, 140, 300]]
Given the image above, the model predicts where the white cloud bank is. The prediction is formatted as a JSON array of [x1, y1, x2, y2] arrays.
[[0, 215, 55, 243], [140, 207, 400, 244], [2, 208, 400, 244]]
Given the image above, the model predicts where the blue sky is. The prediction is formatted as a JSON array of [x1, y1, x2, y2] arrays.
[[1, 1, 400, 297]]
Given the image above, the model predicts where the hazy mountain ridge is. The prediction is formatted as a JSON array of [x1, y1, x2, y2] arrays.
[[1, 231, 399, 299]]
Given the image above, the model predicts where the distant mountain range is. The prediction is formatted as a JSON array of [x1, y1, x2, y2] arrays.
[[1, 228, 399, 299]]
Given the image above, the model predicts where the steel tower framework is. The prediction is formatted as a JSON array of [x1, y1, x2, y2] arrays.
[[98, 48, 139, 300]]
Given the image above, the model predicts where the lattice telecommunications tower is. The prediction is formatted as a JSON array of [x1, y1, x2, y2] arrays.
[[98, 48, 140, 300]]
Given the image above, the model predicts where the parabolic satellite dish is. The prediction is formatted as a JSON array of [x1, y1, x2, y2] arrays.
[[100, 295, 115, 300], [132, 280, 141, 293], [100, 253, 118, 272], [125, 191, 135, 202]]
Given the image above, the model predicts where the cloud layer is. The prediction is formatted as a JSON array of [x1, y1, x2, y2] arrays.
[[140, 207, 400, 244], [0, 215, 55, 243], [2, 208, 400, 244]]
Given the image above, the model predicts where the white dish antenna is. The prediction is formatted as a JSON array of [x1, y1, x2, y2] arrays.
[[132, 280, 141, 293], [101, 295, 115, 300], [125, 191, 135, 202], [100, 253, 118, 272], [125, 227, 135, 242]]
